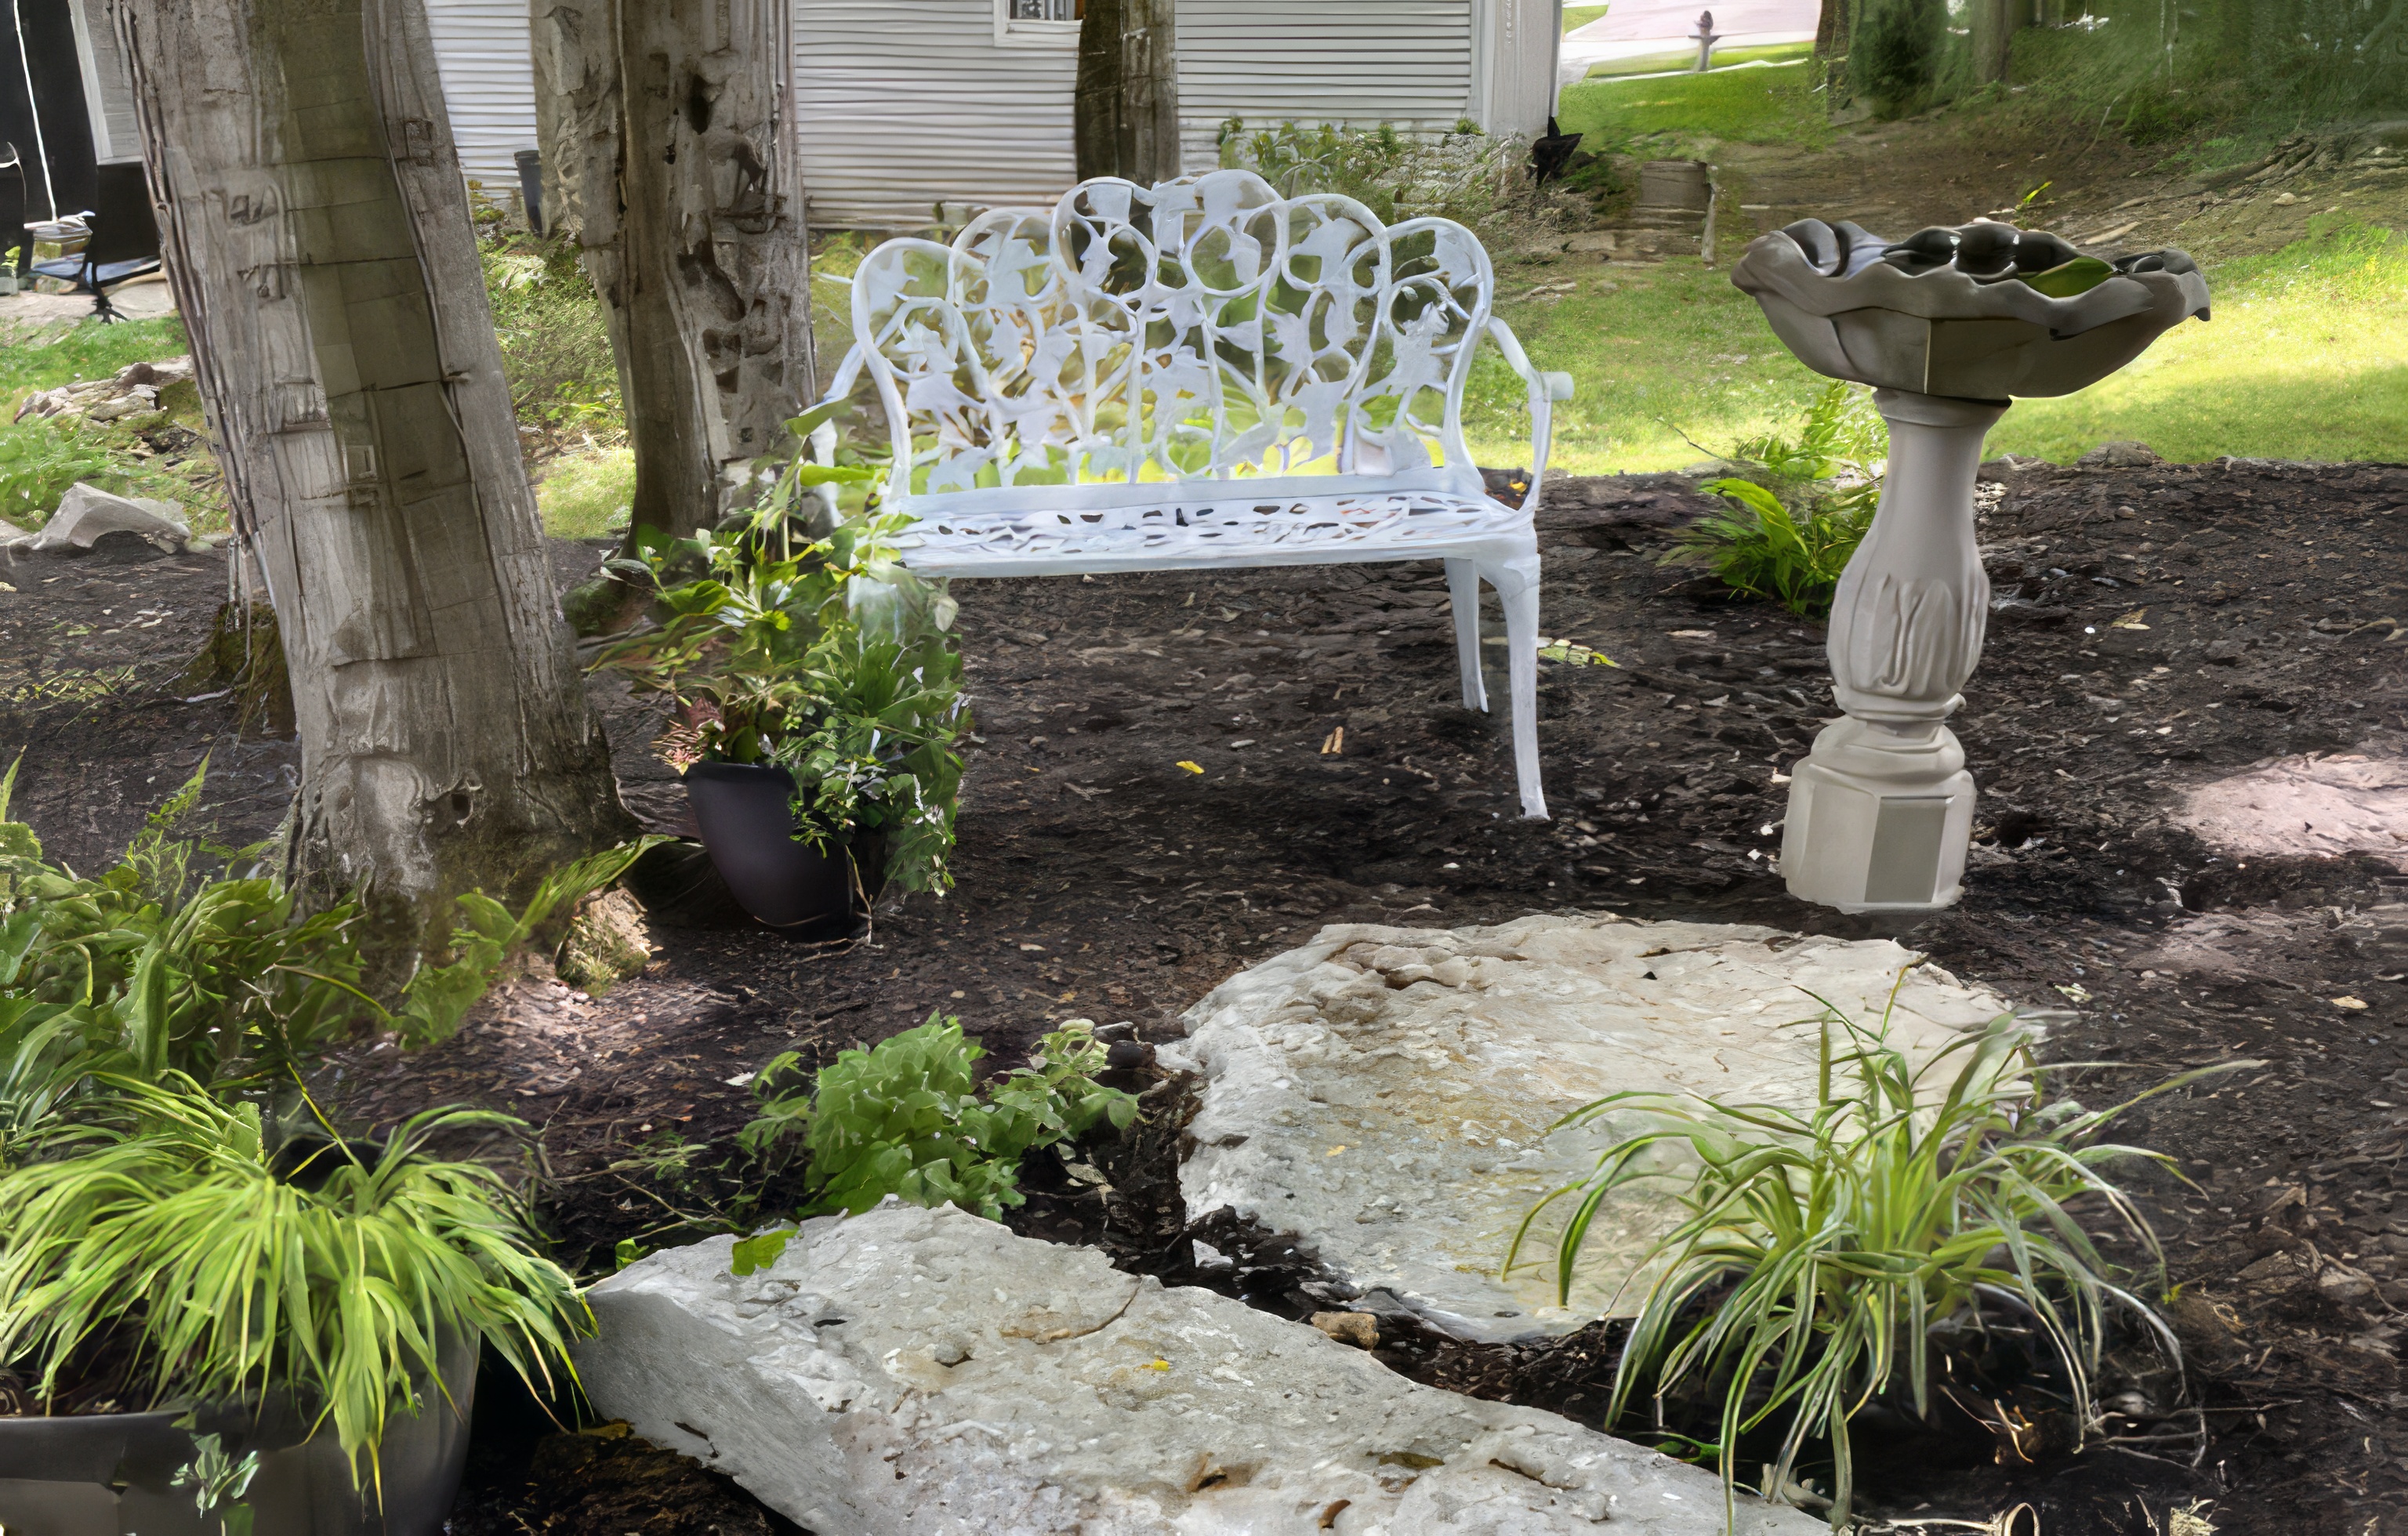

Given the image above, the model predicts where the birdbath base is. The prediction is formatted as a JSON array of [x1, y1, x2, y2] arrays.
[[1782, 716, 1977, 912], [1777, 388, 2004, 914]]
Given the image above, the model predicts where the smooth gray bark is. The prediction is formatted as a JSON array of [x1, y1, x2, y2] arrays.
[[1075, 0, 1180, 186], [531, 0, 814, 545], [111, 0, 629, 958]]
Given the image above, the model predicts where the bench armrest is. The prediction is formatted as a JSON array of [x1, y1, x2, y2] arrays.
[[1483, 317, 1571, 514]]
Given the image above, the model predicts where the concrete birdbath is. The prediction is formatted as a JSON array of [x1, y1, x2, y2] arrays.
[[1732, 219, 2210, 912]]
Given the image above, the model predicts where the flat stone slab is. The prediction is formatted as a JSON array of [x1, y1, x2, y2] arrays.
[[1164, 914, 2017, 1342], [578, 1205, 1818, 1535]]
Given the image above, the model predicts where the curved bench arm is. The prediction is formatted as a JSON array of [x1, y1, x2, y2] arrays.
[[1482, 317, 1574, 515]]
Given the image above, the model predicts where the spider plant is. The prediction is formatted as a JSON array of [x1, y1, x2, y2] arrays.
[[1507, 991, 2249, 1531], [0, 1076, 589, 1496]]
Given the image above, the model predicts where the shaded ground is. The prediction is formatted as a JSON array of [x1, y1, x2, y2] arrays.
[[9, 455, 2408, 1531]]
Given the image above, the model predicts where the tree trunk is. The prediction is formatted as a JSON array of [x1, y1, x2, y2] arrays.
[[531, 0, 814, 546], [111, 0, 631, 960], [1076, 0, 1181, 185], [1972, 0, 2015, 82], [1815, 0, 1852, 57]]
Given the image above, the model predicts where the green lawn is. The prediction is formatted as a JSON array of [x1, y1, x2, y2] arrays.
[[535, 447, 635, 538], [0, 314, 229, 533], [1467, 218, 2408, 475], [1581, 42, 1815, 80], [1558, 54, 1830, 150], [1990, 219, 2408, 465], [1563, 4, 1611, 31]]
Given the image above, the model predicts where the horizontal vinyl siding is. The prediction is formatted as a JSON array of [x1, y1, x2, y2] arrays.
[[424, 0, 539, 189], [70, 0, 138, 159], [797, 0, 1078, 230], [1177, 0, 1474, 168]]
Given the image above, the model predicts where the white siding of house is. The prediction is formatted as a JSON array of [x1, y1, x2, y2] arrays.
[[424, 0, 539, 190], [410, 0, 1558, 231], [794, 0, 1079, 230], [1175, 0, 1477, 170], [67, 0, 138, 159]]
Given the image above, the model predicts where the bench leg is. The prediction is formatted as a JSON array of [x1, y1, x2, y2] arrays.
[[1489, 560, 1548, 821], [1445, 558, 1488, 713]]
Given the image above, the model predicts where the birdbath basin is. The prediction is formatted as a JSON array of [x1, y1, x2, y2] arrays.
[[1732, 219, 2210, 913]]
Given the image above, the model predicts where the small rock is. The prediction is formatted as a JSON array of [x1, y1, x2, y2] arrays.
[[2203, 638, 2246, 665], [1308, 1310, 1379, 1349], [556, 888, 652, 994], [578, 1206, 1817, 1535], [13, 482, 189, 556], [1563, 230, 1616, 254], [2077, 440, 2162, 469]]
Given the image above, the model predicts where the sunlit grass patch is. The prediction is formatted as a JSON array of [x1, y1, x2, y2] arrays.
[[1466, 257, 1835, 474], [1991, 219, 2408, 466], [1558, 56, 1832, 149], [536, 446, 636, 538], [0, 315, 187, 400], [1582, 42, 1816, 80], [1475, 219, 2408, 477]]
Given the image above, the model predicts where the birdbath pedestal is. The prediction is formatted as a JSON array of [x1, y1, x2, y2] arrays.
[[1732, 219, 2210, 913]]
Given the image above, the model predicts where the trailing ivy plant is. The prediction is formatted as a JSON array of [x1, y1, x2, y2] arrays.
[[729, 1013, 1137, 1272], [594, 429, 969, 895], [1507, 992, 2248, 1531]]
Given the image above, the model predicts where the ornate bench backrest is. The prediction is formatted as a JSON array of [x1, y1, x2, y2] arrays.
[[848, 170, 1500, 513]]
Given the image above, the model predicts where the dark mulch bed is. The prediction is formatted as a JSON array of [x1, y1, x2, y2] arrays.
[[9, 453, 2408, 1532]]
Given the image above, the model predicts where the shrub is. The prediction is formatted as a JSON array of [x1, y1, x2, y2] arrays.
[[1852, 0, 1942, 113], [593, 456, 969, 895], [1663, 382, 1887, 618], [1509, 999, 2242, 1530], [733, 1013, 1137, 1248], [0, 759, 658, 1112], [1665, 479, 1877, 620], [482, 233, 622, 455], [0, 1078, 588, 1488]]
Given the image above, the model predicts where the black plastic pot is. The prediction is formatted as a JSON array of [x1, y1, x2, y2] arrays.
[[0, 1331, 476, 1536], [680, 761, 864, 933]]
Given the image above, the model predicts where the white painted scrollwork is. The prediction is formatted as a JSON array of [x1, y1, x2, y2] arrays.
[[833, 169, 1561, 823], [849, 169, 1501, 513]]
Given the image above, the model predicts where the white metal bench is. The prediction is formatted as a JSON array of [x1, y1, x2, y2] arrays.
[[823, 169, 1571, 820]]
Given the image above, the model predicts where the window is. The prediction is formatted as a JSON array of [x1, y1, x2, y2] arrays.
[[994, 0, 1080, 45]]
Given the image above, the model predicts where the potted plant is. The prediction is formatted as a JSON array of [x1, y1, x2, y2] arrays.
[[0, 1078, 589, 1536], [595, 448, 969, 931], [0, 763, 625, 1535]]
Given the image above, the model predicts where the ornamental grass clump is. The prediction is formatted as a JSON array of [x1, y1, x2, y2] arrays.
[[1508, 994, 2247, 1531], [0, 1078, 589, 1493]]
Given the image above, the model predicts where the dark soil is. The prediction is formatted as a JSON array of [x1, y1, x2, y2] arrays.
[[9, 453, 2408, 1533]]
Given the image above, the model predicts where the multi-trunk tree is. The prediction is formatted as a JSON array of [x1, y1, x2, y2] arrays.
[[111, 0, 629, 959], [532, 0, 814, 548]]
